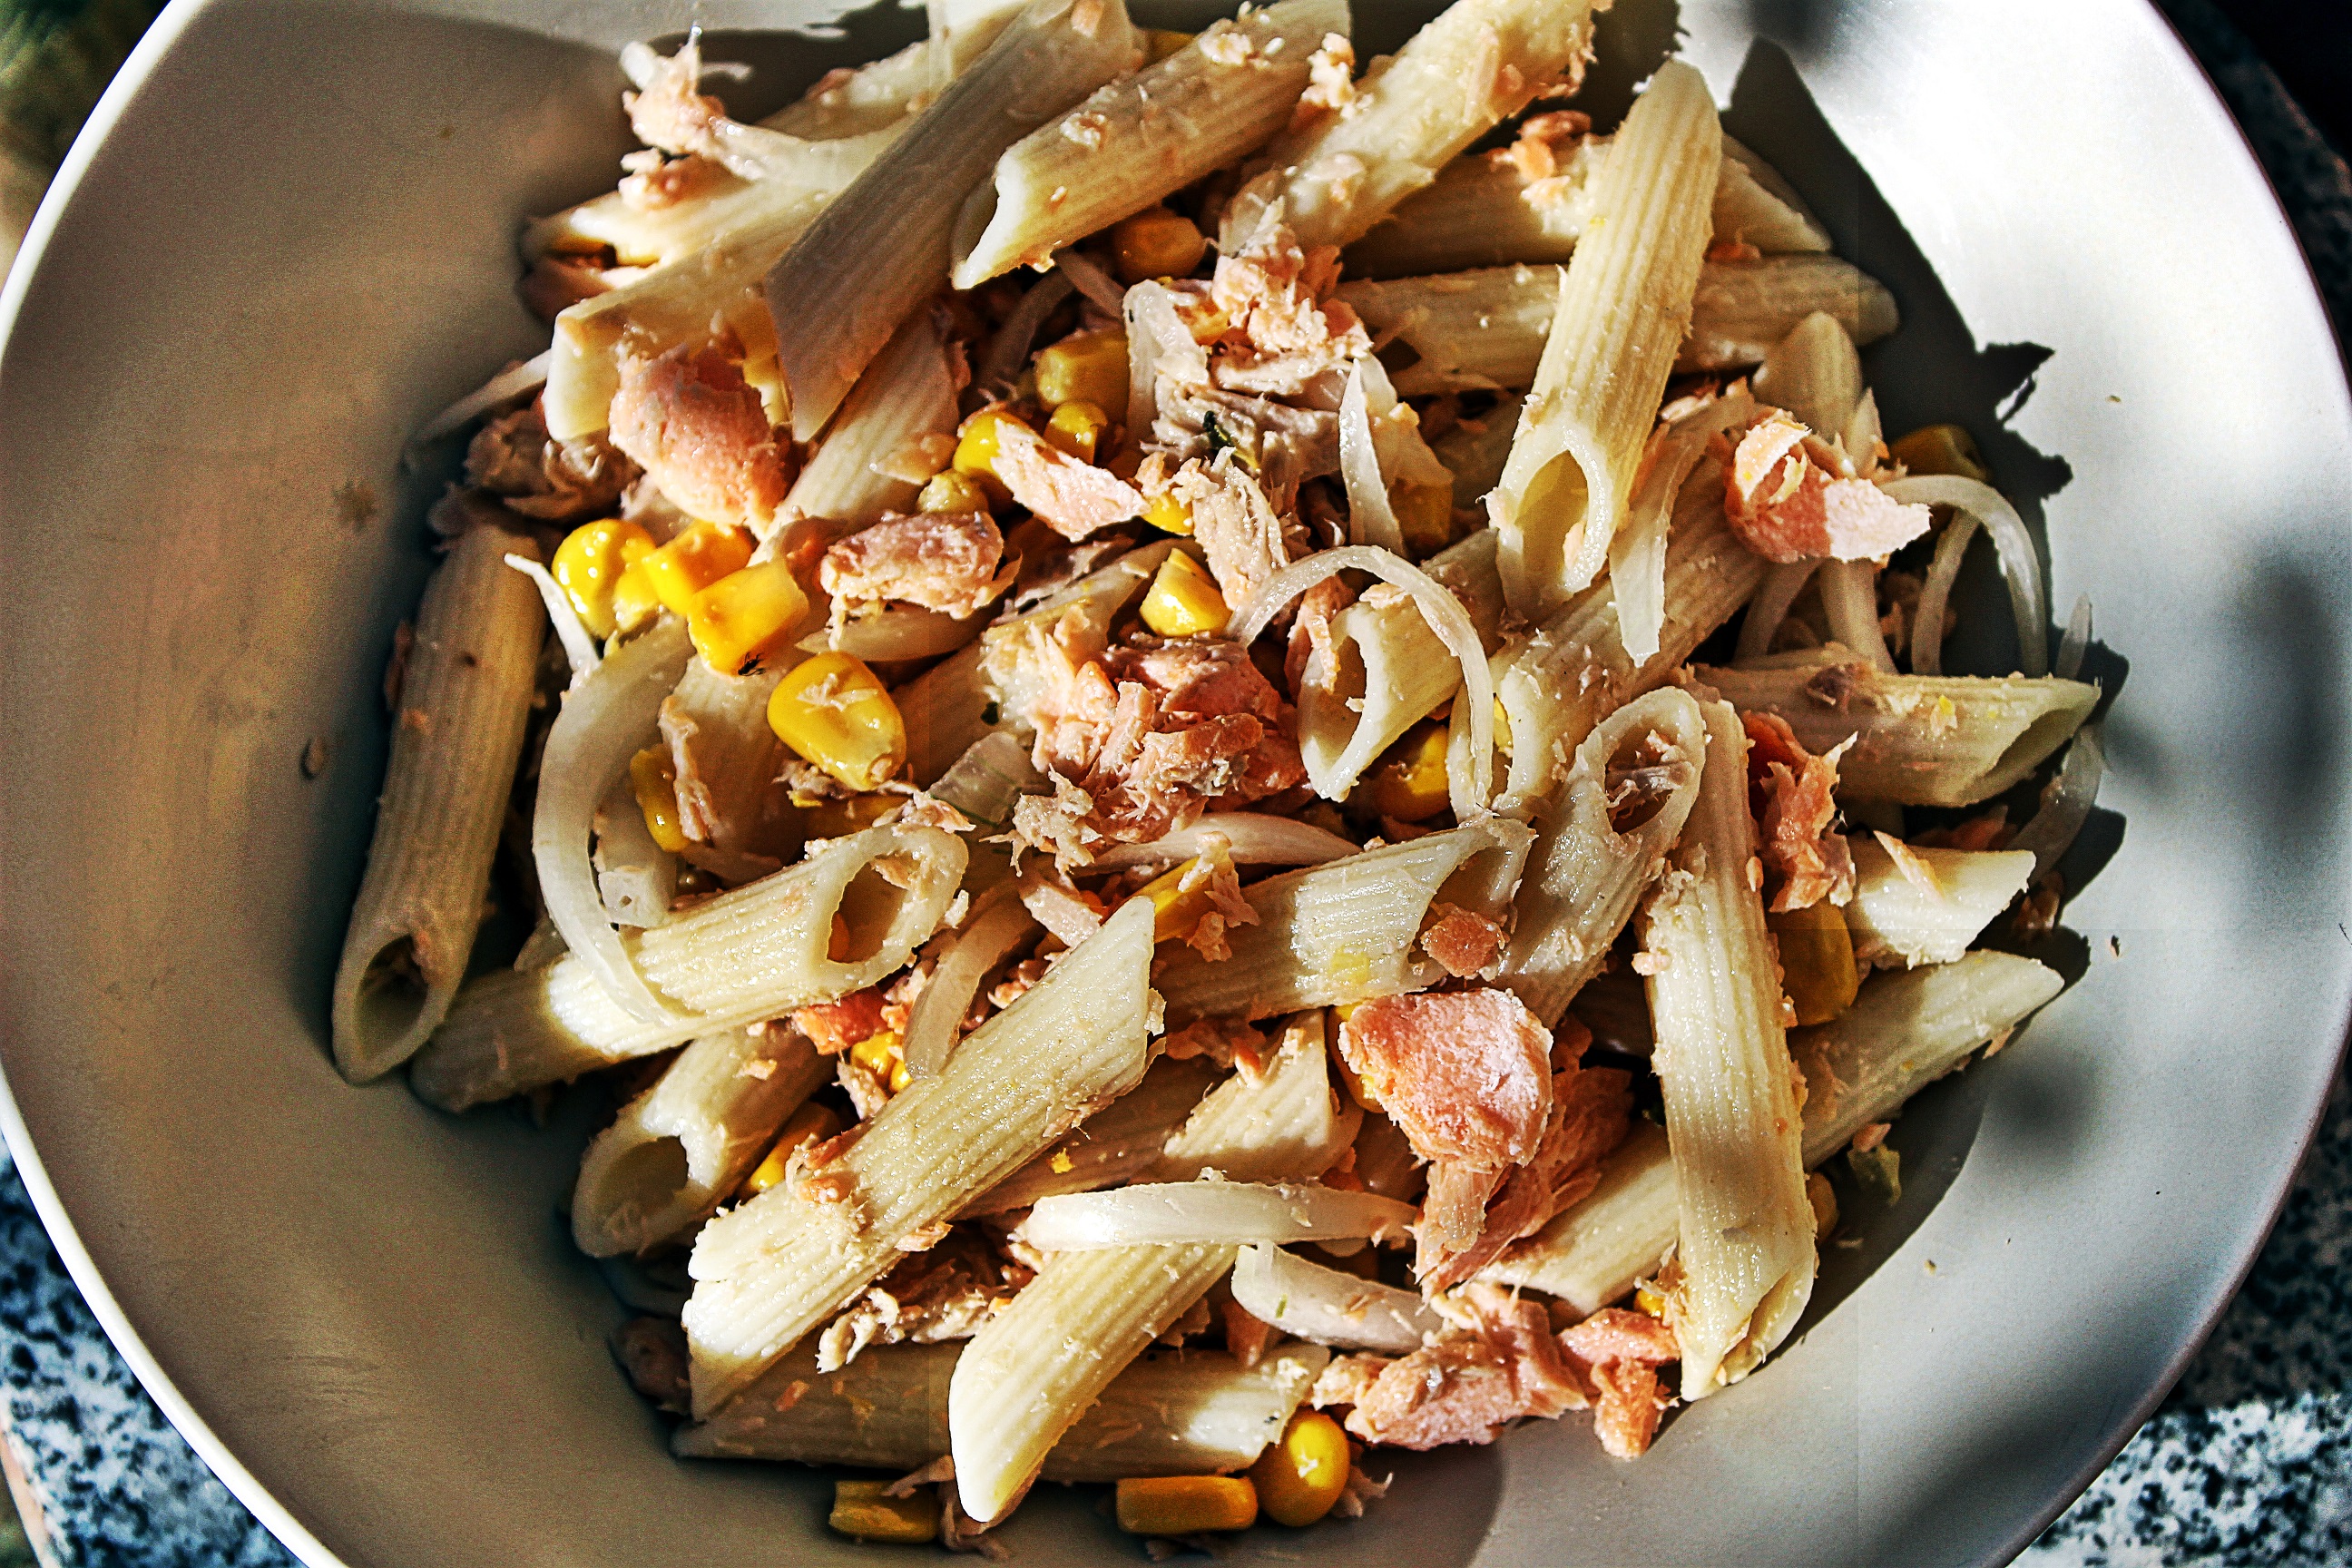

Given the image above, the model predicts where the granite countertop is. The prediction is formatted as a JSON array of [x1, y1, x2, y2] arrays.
[[2, 0, 2348, 1564]]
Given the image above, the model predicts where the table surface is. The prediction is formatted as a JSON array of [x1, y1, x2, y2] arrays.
[[2, 0, 2349, 1564]]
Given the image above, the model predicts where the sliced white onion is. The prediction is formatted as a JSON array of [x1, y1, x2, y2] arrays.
[[1089, 812, 1360, 873], [1338, 360, 1405, 552], [928, 731, 1045, 829], [1122, 281, 1205, 437], [1054, 248, 1129, 315], [2056, 593, 2093, 681], [505, 554, 599, 684], [596, 1251, 690, 1318], [1879, 475, 2048, 677], [1615, 392, 1755, 663], [1233, 545, 1494, 818], [1017, 1181, 1419, 1251], [408, 349, 552, 452], [903, 890, 1038, 1079], [1230, 1242, 1439, 1354], [1360, 354, 1452, 488], [533, 617, 694, 1024], [1735, 560, 1821, 663], [1908, 507, 1975, 678], [1818, 559, 1896, 673], [2006, 723, 2103, 880], [974, 271, 1075, 404]]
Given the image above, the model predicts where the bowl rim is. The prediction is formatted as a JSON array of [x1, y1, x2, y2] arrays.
[[0, 2, 2346, 1564]]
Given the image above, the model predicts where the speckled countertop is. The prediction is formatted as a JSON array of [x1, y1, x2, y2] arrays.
[[1, 1, 2347, 1565]]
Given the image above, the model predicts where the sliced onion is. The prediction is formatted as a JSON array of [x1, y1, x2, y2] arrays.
[[1338, 360, 1405, 552], [818, 603, 983, 662], [1122, 281, 1205, 437], [1735, 560, 1821, 663], [1879, 475, 2048, 677], [1054, 248, 1128, 315], [534, 617, 694, 1024], [1018, 1181, 1418, 1251], [903, 890, 1037, 1079], [928, 731, 1045, 829], [1233, 545, 1494, 818], [2056, 593, 2093, 681], [2006, 723, 2103, 880], [973, 271, 1075, 405], [409, 349, 551, 452], [505, 554, 599, 684], [596, 1250, 690, 1318], [1089, 812, 1360, 872], [1615, 392, 1755, 663], [1818, 559, 1896, 672], [1908, 507, 1975, 678], [1230, 1242, 1439, 1354]]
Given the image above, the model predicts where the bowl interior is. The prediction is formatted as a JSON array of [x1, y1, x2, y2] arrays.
[[3, 2, 2349, 1565]]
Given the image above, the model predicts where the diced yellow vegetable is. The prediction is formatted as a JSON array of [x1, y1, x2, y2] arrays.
[[1142, 490, 1192, 536], [1888, 422, 1991, 485], [1768, 899, 1859, 1025], [642, 522, 754, 617], [686, 557, 808, 676], [918, 468, 992, 515], [767, 651, 907, 791], [952, 407, 1033, 505], [1390, 480, 1455, 559], [552, 518, 655, 639], [850, 1029, 904, 1083], [828, 1479, 937, 1545], [1634, 1280, 1670, 1320], [1138, 856, 1208, 943], [628, 746, 690, 853], [1140, 551, 1229, 638], [1250, 1410, 1349, 1527], [1044, 399, 1110, 464], [1806, 1171, 1838, 1242], [1359, 720, 1452, 824], [1111, 207, 1209, 285], [610, 561, 663, 637], [1144, 27, 1195, 63], [1115, 1476, 1258, 1536], [739, 1101, 843, 1199], [1034, 328, 1131, 412]]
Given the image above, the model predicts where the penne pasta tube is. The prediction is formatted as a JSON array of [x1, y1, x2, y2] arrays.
[[1221, 0, 1599, 252], [409, 826, 967, 1111], [766, 0, 1144, 441], [1481, 1122, 1676, 1316], [1338, 254, 1899, 397], [894, 644, 995, 787], [1501, 688, 1709, 1027], [1015, 1181, 1416, 1250], [1638, 697, 1813, 1397], [1490, 61, 1721, 619], [673, 1339, 1328, 1480], [1694, 650, 2101, 807], [960, 1054, 1222, 1216], [1230, 1240, 1443, 1354], [1088, 812, 1360, 873], [1295, 586, 1465, 799], [1152, 818, 1531, 1024], [681, 897, 1157, 1416], [1843, 838, 2036, 969], [332, 523, 546, 1083], [570, 1024, 830, 1258], [779, 308, 959, 534], [951, 0, 1345, 287], [1148, 1011, 1361, 1184]]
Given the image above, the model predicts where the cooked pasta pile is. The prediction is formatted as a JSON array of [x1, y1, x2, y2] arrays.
[[335, 0, 2102, 1548]]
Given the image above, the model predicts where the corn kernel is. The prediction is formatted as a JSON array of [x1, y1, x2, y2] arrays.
[[1115, 1476, 1258, 1536], [1250, 1411, 1349, 1527], [1144, 27, 1194, 63], [628, 746, 690, 853], [1806, 1170, 1838, 1242], [1360, 720, 1452, 824], [552, 518, 655, 639], [1887, 422, 1990, 485], [1140, 551, 1230, 638], [1111, 207, 1209, 285], [1044, 399, 1110, 464], [1390, 480, 1455, 559], [1768, 899, 1859, 1025], [952, 407, 1031, 504], [1142, 490, 1192, 536], [642, 522, 755, 617], [918, 468, 992, 514], [850, 1029, 904, 1083], [686, 557, 808, 676], [1034, 328, 1131, 412], [739, 1101, 842, 1198], [768, 651, 907, 791], [610, 561, 663, 637], [828, 1479, 937, 1545], [1634, 1280, 1670, 1319], [1138, 856, 1208, 942]]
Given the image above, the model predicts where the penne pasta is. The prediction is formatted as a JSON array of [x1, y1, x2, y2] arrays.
[[1843, 838, 2036, 969], [959, 1054, 1222, 1215], [779, 308, 959, 534]]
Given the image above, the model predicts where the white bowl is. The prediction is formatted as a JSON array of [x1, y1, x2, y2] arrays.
[[2, 1, 2347, 1563]]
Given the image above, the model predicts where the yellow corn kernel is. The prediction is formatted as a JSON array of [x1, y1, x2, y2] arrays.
[[1250, 1410, 1349, 1527], [918, 468, 992, 514], [686, 557, 808, 676], [1140, 551, 1229, 638], [850, 1029, 904, 1082], [1115, 1476, 1258, 1536], [953, 407, 1034, 500], [739, 1101, 842, 1199], [1887, 422, 1990, 485], [1806, 1170, 1838, 1242], [642, 521, 755, 617], [1142, 490, 1192, 536], [800, 791, 897, 839], [610, 560, 663, 637], [1634, 1280, 1669, 1319], [552, 518, 656, 639], [1390, 480, 1455, 559], [1360, 720, 1452, 824], [828, 1479, 937, 1545], [1044, 399, 1110, 464], [1769, 899, 1859, 1025], [1111, 207, 1209, 285], [768, 652, 907, 791], [628, 746, 690, 853], [1034, 328, 1131, 412], [1138, 856, 1207, 943], [1330, 1029, 1379, 1112], [1144, 27, 1195, 63]]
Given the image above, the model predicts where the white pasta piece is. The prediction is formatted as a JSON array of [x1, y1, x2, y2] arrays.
[[1220, 0, 1600, 252], [1638, 697, 1813, 1397], [1088, 812, 1360, 873], [1295, 587, 1463, 800], [1713, 134, 1833, 253], [1490, 61, 1721, 618], [779, 309, 958, 535], [1501, 688, 1709, 1027], [1844, 838, 2036, 969], [1149, 1012, 1361, 1184], [570, 1025, 830, 1257], [951, 0, 1344, 286], [1480, 1121, 1676, 1315], [765, 0, 1143, 441], [681, 897, 1157, 1416], [1750, 308, 1864, 435], [1695, 649, 2101, 807], [1685, 256, 1903, 379], [1229, 1241, 1441, 1353], [331, 523, 545, 1083], [1017, 1181, 1416, 1250], [960, 1055, 1222, 1216], [410, 826, 967, 1110]]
